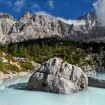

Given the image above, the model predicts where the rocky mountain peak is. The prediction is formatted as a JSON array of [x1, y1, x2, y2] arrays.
[[0, 13, 14, 20], [19, 11, 31, 23], [0, 11, 105, 44], [23, 11, 31, 19], [77, 12, 96, 20]]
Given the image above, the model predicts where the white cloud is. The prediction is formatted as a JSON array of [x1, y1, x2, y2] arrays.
[[93, 0, 105, 27], [31, 3, 41, 10], [64, 3, 69, 6], [13, 0, 26, 12], [30, 3, 41, 14], [35, 11, 86, 27], [32, 3, 40, 9], [0, 0, 26, 13], [0, 0, 41, 13], [5, 0, 12, 7], [14, 0, 26, 12], [58, 18, 86, 26], [45, 0, 54, 9], [35, 11, 53, 17]]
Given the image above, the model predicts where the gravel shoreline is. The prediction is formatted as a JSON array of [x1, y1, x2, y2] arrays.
[[0, 71, 31, 80]]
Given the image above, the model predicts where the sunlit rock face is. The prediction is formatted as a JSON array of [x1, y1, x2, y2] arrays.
[[27, 58, 88, 94], [1, 11, 105, 45]]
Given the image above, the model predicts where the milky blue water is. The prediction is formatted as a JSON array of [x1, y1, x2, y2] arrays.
[[0, 73, 105, 105], [96, 72, 105, 80]]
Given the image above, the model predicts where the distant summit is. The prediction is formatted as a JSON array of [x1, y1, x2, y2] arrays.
[[0, 12, 14, 20], [22, 11, 31, 19], [77, 12, 96, 20]]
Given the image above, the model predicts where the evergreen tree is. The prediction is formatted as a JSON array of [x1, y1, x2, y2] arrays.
[[2, 43, 8, 53], [30, 45, 36, 56], [35, 44, 40, 55], [69, 54, 74, 64], [13, 43, 18, 56], [63, 50, 67, 60], [24, 48, 28, 57], [18, 45, 24, 57], [27, 44, 31, 55], [47, 46, 52, 59], [0, 51, 5, 71]]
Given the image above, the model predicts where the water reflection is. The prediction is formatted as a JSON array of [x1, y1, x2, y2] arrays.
[[0, 89, 89, 105], [96, 72, 105, 80], [0, 76, 105, 105]]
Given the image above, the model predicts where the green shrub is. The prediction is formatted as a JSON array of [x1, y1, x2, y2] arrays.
[[5, 64, 20, 72], [0, 51, 5, 73], [20, 61, 34, 71], [5, 55, 17, 62], [0, 58, 6, 73]]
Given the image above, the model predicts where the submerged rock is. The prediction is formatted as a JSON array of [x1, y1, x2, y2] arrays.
[[27, 58, 88, 94], [88, 77, 105, 88]]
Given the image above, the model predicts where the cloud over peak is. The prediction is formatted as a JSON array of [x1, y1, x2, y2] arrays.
[[0, 0, 41, 13], [14, 0, 26, 12], [45, 0, 54, 9], [0, 0, 26, 13], [93, 0, 105, 26], [35, 11, 86, 27], [35, 11, 53, 17]]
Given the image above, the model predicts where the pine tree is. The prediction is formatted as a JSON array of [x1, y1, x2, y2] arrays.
[[35, 44, 40, 55], [63, 50, 67, 60], [30, 45, 36, 56], [18, 45, 24, 57], [47, 46, 52, 59], [13, 43, 18, 56], [69, 54, 74, 64], [3, 43, 8, 53], [0, 51, 5, 71], [24, 48, 28, 57], [27, 44, 31, 55]]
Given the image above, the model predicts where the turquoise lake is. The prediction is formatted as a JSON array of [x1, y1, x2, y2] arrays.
[[0, 73, 105, 105]]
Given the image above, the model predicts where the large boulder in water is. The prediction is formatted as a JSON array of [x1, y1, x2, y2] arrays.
[[27, 58, 88, 94]]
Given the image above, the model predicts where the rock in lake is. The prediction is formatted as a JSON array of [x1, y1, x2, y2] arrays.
[[27, 58, 88, 94]]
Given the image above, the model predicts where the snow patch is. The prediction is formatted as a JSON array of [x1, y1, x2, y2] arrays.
[[58, 18, 86, 26], [35, 11, 86, 27]]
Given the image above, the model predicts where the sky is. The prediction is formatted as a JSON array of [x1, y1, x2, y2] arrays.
[[0, 0, 96, 20]]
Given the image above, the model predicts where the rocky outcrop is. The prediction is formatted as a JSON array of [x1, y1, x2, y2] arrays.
[[0, 71, 30, 80], [88, 77, 105, 88], [93, 51, 105, 72], [0, 52, 41, 79], [20, 11, 31, 23], [0, 11, 105, 44], [82, 65, 96, 78], [27, 58, 88, 94]]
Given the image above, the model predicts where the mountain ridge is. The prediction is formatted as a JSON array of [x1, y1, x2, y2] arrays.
[[0, 11, 104, 45]]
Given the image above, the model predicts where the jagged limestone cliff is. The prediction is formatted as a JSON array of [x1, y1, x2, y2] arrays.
[[0, 11, 102, 44]]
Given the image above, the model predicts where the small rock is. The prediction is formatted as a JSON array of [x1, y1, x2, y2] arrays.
[[18, 72, 28, 77], [0, 72, 4, 82], [4, 74, 10, 79]]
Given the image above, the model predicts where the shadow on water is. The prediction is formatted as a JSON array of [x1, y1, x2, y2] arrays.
[[6, 82, 90, 105], [3, 82, 105, 105], [7, 83, 27, 90], [0, 74, 105, 105]]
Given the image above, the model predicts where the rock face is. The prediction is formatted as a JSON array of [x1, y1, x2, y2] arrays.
[[0, 11, 105, 44], [88, 77, 105, 88], [82, 65, 96, 78], [27, 58, 88, 94]]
